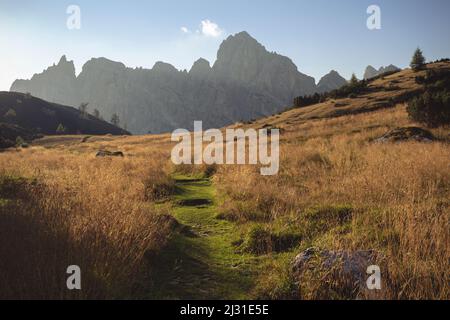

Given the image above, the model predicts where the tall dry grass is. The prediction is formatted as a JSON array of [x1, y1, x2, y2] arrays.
[[0, 139, 175, 299], [215, 105, 450, 299], [0, 104, 448, 299]]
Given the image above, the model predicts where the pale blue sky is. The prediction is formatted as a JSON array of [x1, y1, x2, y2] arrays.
[[1, 0, 449, 90]]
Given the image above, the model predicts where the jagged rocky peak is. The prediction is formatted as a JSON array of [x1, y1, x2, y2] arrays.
[[317, 70, 348, 93], [213, 31, 316, 96], [364, 65, 378, 79], [321, 70, 343, 80], [152, 61, 179, 74], [58, 55, 68, 65], [364, 64, 400, 79], [40, 55, 76, 78], [382, 64, 400, 73], [221, 31, 261, 48], [189, 58, 211, 77], [214, 31, 267, 71], [10, 55, 77, 106], [57, 55, 73, 67], [81, 57, 126, 73]]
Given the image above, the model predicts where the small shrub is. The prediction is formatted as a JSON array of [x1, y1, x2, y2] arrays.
[[300, 205, 353, 239], [252, 256, 298, 300], [242, 225, 301, 255], [407, 90, 450, 127], [203, 164, 217, 178], [56, 123, 66, 134], [243, 225, 272, 254], [0, 137, 14, 149], [216, 201, 266, 222], [293, 93, 322, 108], [15, 136, 25, 147], [144, 172, 176, 202], [4, 108, 16, 118]]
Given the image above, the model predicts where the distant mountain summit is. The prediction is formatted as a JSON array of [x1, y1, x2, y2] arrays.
[[189, 58, 212, 78], [12, 55, 77, 106], [213, 31, 316, 97], [363, 64, 400, 80], [317, 70, 347, 93], [11, 32, 333, 133]]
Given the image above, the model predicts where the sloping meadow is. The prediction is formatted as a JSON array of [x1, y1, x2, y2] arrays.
[[214, 106, 450, 299], [0, 137, 176, 299]]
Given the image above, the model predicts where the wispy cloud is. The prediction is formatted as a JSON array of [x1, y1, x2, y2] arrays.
[[200, 20, 224, 37], [181, 20, 224, 38]]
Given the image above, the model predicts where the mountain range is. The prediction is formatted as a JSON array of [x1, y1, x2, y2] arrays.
[[363, 64, 400, 80], [12, 31, 350, 134]]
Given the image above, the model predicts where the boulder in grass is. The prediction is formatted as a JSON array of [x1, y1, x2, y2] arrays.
[[96, 150, 124, 157], [374, 127, 435, 143], [81, 136, 91, 143], [292, 247, 384, 299]]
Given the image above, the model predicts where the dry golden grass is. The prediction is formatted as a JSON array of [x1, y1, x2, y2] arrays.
[[0, 136, 176, 299], [1, 64, 449, 300], [2, 103, 448, 299], [232, 61, 449, 133], [216, 105, 450, 299]]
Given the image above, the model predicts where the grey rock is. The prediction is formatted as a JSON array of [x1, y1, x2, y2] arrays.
[[374, 127, 435, 143], [96, 150, 124, 157], [292, 247, 382, 299]]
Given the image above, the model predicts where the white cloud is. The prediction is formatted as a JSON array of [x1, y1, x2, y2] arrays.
[[200, 20, 223, 37], [180, 26, 190, 34]]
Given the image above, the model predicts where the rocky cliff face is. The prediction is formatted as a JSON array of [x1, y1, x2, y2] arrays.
[[11, 32, 329, 134], [11, 56, 78, 107], [189, 58, 212, 79], [317, 70, 347, 93], [363, 64, 400, 80], [213, 32, 316, 98]]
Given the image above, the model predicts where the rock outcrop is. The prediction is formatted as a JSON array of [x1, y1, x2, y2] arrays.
[[96, 150, 124, 157], [374, 127, 435, 143], [292, 247, 383, 299]]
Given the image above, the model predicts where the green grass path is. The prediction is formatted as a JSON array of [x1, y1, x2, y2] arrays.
[[150, 175, 262, 300]]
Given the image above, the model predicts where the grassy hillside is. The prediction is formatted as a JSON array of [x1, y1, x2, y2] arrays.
[[0, 62, 448, 299], [0, 92, 129, 147], [234, 61, 449, 131]]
